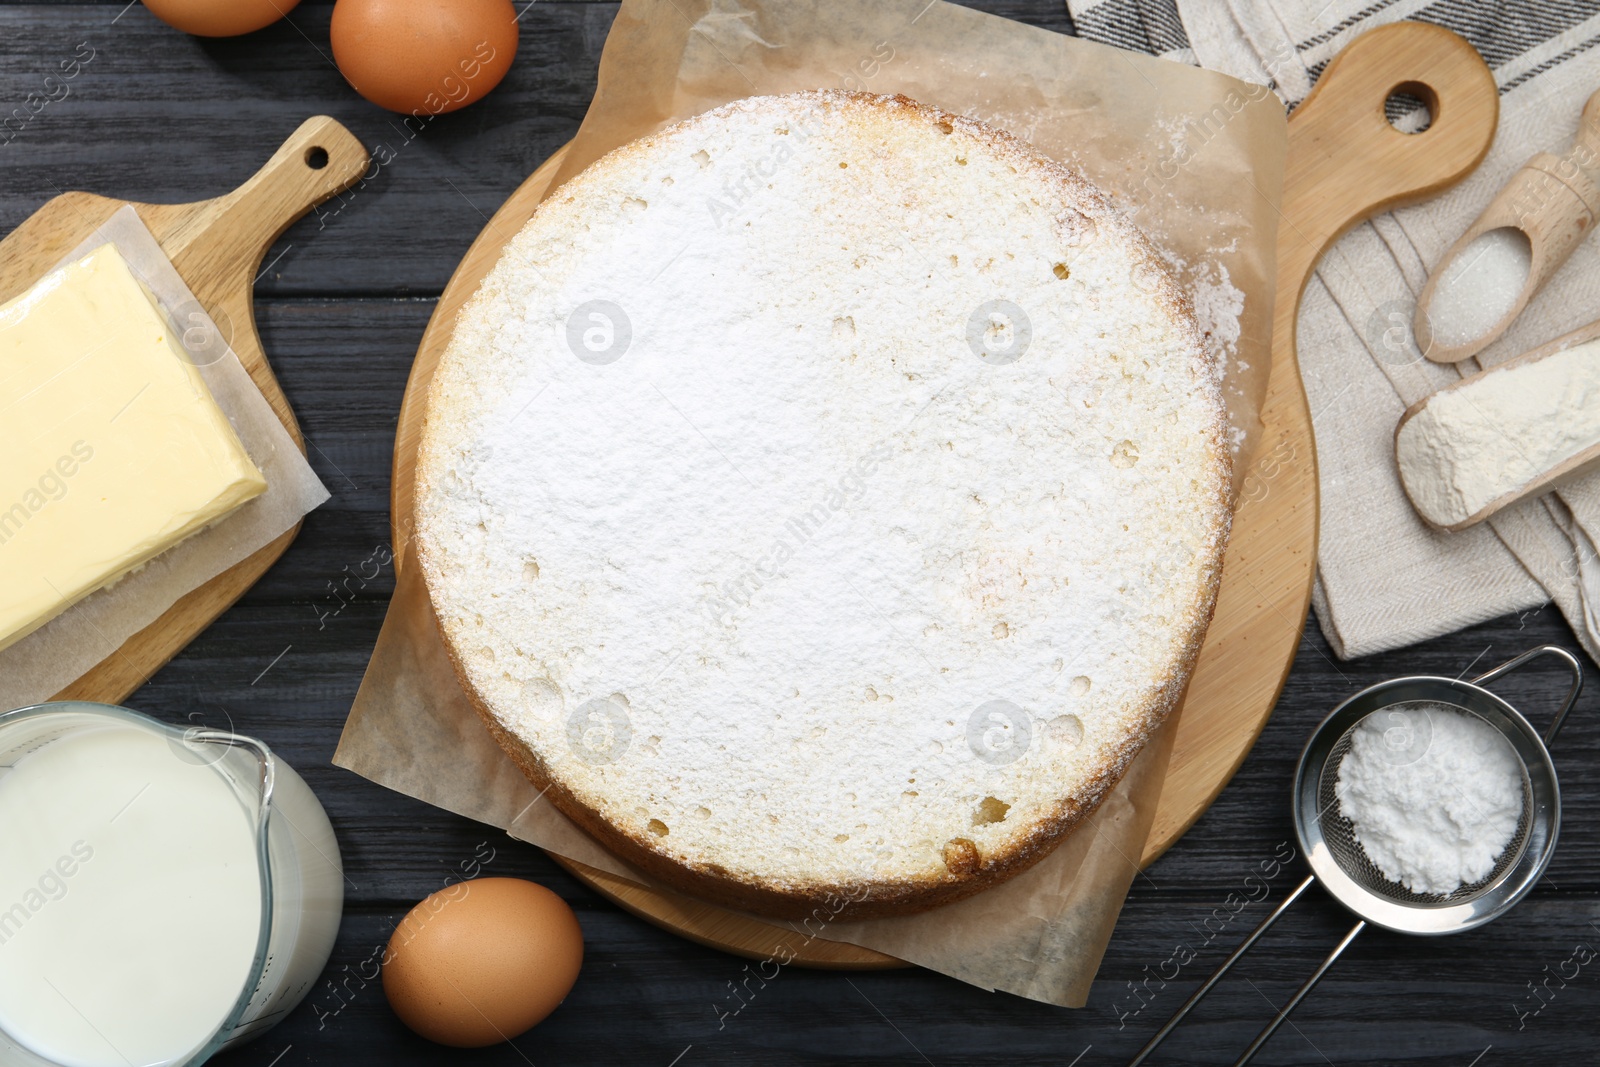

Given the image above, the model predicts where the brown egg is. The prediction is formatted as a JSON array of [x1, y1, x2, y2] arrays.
[[330, 0, 518, 116], [143, 0, 301, 36], [382, 877, 583, 1047]]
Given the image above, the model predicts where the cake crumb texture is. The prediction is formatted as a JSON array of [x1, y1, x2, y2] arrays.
[[416, 90, 1232, 917]]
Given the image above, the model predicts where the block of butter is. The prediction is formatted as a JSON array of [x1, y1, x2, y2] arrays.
[[0, 244, 267, 652]]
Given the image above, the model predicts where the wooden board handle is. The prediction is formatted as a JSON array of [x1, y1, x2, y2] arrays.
[[1571, 86, 1600, 165], [149, 116, 368, 445], [1159, 24, 1497, 869], [1277, 21, 1498, 311], [162, 115, 369, 283]]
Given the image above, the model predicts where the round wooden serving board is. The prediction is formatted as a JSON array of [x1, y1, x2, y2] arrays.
[[0, 116, 369, 704], [388, 22, 1497, 969]]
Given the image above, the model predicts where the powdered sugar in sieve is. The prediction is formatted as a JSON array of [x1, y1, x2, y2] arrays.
[[1330, 701, 1528, 900]]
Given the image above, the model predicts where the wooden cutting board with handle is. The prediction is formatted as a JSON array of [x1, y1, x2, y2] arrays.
[[1145, 19, 1496, 862], [387, 21, 1497, 967], [0, 116, 369, 702]]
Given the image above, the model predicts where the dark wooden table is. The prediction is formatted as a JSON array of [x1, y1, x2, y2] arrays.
[[4, 2, 1597, 1064]]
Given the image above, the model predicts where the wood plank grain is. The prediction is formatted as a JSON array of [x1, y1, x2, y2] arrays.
[[0, 2, 1071, 299]]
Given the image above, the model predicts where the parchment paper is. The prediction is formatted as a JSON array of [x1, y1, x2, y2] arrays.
[[337, 0, 1285, 1007], [0, 206, 330, 709]]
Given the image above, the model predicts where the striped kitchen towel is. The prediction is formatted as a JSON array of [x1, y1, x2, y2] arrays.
[[1068, 0, 1600, 664]]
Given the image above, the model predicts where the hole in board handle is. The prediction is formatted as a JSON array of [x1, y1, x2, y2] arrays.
[[1385, 80, 1437, 134], [304, 146, 330, 169]]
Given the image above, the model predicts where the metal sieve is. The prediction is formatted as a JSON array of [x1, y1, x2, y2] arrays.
[[1130, 644, 1583, 1066]]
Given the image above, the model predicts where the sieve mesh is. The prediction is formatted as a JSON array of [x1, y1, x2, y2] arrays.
[[1316, 708, 1534, 907]]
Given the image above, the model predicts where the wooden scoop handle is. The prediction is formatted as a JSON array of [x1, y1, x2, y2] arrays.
[[1570, 86, 1600, 170]]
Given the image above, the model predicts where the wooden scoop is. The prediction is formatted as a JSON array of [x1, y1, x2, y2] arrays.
[[1396, 314, 1600, 531], [1416, 87, 1600, 363]]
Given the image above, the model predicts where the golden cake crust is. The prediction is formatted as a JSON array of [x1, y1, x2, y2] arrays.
[[415, 89, 1233, 920]]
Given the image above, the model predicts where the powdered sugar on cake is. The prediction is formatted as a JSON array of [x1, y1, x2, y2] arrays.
[[416, 91, 1232, 902]]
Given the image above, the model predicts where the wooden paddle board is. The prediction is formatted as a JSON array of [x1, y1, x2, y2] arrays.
[[0, 116, 369, 702], [387, 21, 1497, 968]]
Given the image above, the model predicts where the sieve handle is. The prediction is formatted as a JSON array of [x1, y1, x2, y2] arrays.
[[1127, 875, 1317, 1066], [1233, 921, 1367, 1066], [1472, 644, 1585, 745]]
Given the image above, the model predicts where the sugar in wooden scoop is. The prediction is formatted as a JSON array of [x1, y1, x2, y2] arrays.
[[1425, 227, 1531, 349]]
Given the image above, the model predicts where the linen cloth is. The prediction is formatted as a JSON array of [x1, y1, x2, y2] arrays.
[[1069, 0, 1600, 662]]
